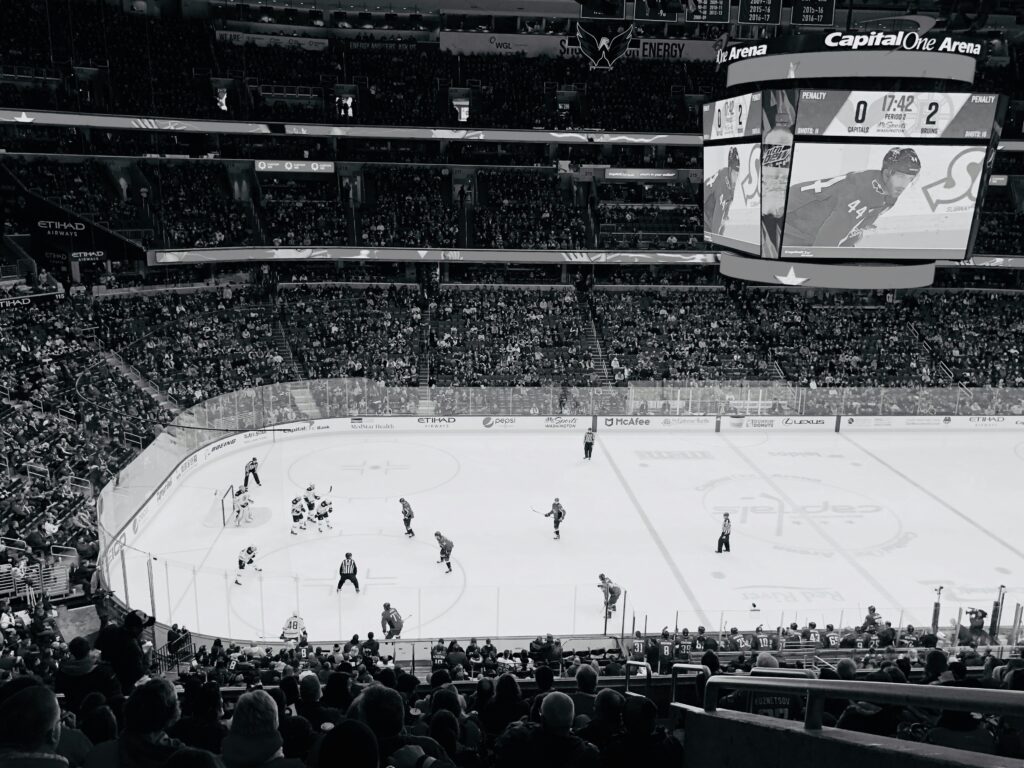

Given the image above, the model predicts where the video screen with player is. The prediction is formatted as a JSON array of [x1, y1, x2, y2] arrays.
[[779, 142, 986, 260], [703, 142, 762, 255]]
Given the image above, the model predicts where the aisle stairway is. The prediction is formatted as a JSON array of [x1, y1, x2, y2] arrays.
[[102, 351, 179, 415], [272, 318, 304, 379], [577, 294, 612, 385], [417, 309, 435, 415]]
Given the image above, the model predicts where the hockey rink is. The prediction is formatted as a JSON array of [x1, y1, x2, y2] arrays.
[[122, 428, 1024, 643]]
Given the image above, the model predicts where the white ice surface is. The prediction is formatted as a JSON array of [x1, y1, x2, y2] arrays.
[[121, 430, 1024, 643]]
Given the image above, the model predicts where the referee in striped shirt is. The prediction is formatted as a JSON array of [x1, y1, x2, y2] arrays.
[[337, 552, 360, 593]]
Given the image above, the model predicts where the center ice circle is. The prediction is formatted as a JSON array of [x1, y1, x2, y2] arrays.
[[285, 438, 461, 499]]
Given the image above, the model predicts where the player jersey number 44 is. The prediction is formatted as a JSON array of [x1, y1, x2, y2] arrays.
[[784, 170, 894, 247]]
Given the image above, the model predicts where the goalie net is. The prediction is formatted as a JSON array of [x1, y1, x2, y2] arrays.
[[219, 484, 236, 527]]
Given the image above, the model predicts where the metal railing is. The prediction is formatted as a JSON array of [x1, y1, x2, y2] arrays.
[[701, 677, 1024, 731], [624, 660, 653, 698]]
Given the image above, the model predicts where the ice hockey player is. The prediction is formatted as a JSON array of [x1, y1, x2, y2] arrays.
[[823, 623, 842, 649], [316, 498, 333, 533], [598, 573, 621, 619], [235, 545, 260, 585], [783, 147, 921, 248], [657, 629, 675, 674], [290, 496, 305, 535], [337, 552, 359, 593], [545, 498, 567, 540], [752, 625, 773, 652], [726, 627, 750, 652], [400, 498, 415, 537], [802, 621, 822, 648], [693, 625, 718, 653], [381, 602, 404, 639], [675, 628, 693, 660], [435, 532, 454, 573], [233, 486, 253, 526], [704, 146, 740, 235], [244, 456, 261, 488], [280, 611, 306, 642], [303, 484, 319, 512], [583, 428, 595, 460]]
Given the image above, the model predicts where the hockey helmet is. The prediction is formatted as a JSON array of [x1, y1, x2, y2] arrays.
[[681, 628, 690, 636], [730, 627, 738, 634], [345, 552, 352, 558], [697, 626, 705, 634], [826, 624, 834, 631], [554, 497, 559, 502], [598, 573, 606, 580], [790, 622, 798, 631], [808, 621, 817, 629], [882, 148, 920, 176], [434, 531, 442, 537], [383, 602, 391, 609], [399, 497, 406, 502]]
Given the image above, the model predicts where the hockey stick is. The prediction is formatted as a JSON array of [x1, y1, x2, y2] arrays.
[[530, 507, 546, 516]]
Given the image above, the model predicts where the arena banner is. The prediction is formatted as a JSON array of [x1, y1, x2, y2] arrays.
[[600, 415, 715, 431], [0, 108, 271, 135], [151, 246, 720, 265], [28, 190, 145, 268], [719, 30, 983, 67], [284, 124, 700, 146], [438, 31, 717, 62], [0, 290, 61, 311], [722, 415, 834, 431], [215, 29, 328, 51]]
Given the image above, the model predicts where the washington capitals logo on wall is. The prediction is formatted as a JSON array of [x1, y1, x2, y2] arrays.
[[576, 24, 632, 70]]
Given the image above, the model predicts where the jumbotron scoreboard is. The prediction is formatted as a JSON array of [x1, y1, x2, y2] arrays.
[[704, 28, 1006, 288]]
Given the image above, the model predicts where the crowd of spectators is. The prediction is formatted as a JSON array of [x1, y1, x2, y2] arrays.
[[280, 285, 421, 388], [474, 171, 587, 250], [427, 288, 596, 387], [257, 176, 350, 248], [360, 168, 459, 248], [89, 289, 288, 407], [3, 604, 1024, 768], [6, 159, 143, 230], [147, 163, 257, 249]]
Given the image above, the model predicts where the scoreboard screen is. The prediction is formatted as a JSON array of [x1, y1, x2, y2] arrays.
[[791, 0, 836, 26], [794, 90, 999, 140], [703, 142, 762, 255], [739, 0, 782, 25], [703, 94, 763, 142], [779, 142, 986, 260]]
